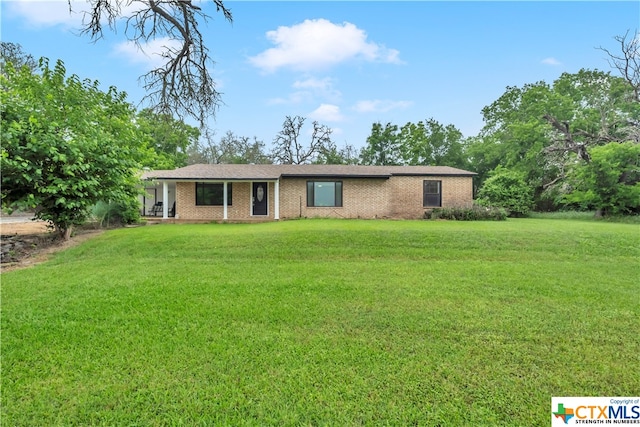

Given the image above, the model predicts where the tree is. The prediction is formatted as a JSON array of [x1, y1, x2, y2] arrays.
[[73, 0, 233, 125], [1, 59, 149, 239], [271, 116, 334, 164], [472, 67, 638, 210], [476, 168, 534, 217], [563, 142, 640, 216], [1, 42, 37, 73], [398, 118, 469, 169], [360, 122, 401, 165], [599, 30, 640, 102], [188, 130, 272, 164], [315, 142, 360, 165], [136, 108, 200, 169]]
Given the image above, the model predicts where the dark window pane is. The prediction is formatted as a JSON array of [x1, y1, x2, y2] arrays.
[[423, 180, 441, 207], [196, 183, 232, 206]]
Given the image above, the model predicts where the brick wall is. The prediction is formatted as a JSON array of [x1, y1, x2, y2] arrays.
[[174, 176, 473, 221], [389, 176, 474, 218], [175, 181, 276, 220], [279, 178, 391, 219]]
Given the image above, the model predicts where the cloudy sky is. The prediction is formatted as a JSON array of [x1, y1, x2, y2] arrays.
[[1, 1, 637, 150]]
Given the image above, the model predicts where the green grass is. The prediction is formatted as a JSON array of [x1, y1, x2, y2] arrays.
[[2, 219, 639, 426], [529, 210, 640, 223]]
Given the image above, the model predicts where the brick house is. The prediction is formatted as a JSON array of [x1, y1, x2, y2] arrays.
[[141, 164, 476, 221]]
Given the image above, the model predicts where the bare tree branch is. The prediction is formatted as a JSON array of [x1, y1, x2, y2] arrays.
[[542, 114, 591, 162], [598, 29, 640, 102], [272, 116, 334, 164], [74, 0, 232, 126]]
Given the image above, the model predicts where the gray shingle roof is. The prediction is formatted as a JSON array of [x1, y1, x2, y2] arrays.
[[142, 164, 476, 181]]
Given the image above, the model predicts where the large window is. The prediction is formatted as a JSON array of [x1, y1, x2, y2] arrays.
[[423, 180, 441, 207], [307, 181, 343, 207], [196, 182, 232, 206]]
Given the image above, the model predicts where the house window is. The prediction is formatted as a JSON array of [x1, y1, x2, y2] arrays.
[[307, 181, 343, 207], [195, 182, 232, 206], [423, 180, 441, 207]]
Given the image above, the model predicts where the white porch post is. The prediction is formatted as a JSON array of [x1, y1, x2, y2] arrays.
[[162, 181, 169, 219], [223, 181, 228, 220], [274, 179, 280, 220]]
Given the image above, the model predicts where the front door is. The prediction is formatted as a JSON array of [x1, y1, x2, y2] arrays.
[[252, 182, 268, 216]]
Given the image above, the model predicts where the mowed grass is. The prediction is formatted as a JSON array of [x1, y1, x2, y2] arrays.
[[2, 219, 638, 426]]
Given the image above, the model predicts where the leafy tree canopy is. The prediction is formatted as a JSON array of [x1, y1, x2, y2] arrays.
[[360, 119, 469, 169], [136, 108, 200, 169], [1, 59, 150, 239]]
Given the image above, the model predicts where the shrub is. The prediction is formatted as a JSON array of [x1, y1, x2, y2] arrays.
[[425, 205, 507, 221], [476, 168, 534, 217], [91, 200, 140, 228]]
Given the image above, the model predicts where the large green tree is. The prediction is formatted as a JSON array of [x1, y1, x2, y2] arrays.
[[472, 68, 638, 210], [360, 122, 401, 166], [1, 59, 150, 239], [563, 142, 640, 215], [136, 108, 200, 169], [360, 119, 468, 169]]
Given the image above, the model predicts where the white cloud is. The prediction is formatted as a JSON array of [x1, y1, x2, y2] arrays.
[[5, 0, 84, 28], [6, 0, 147, 29], [309, 104, 345, 122], [113, 38, 182, 69], [541, 57, 562, 66], [352, 99, 413, 113], [248, 18, 402, 73]]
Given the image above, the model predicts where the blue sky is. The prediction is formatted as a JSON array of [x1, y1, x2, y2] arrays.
[[2, 1, 637, 151]]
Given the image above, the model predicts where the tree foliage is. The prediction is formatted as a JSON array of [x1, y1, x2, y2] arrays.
[[136, 108, 200, 169], [73, 0, 233, 125], [188, 130, 272, 164], [476, 168, 534, 217], [563, 142, 640, 215], [1, 59, 149, 239], [472, 65, 639, 211], [360, 119, 469, 169]]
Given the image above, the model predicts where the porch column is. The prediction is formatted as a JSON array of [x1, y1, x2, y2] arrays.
[[162, 181, 169, 219], [223, 181, 228, 220], [274, 179, 280, 220]]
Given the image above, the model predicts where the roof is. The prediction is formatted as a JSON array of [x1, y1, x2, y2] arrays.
[[142, 164, 476, 181]]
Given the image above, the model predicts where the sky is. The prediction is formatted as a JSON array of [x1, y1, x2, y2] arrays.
[[1, 1, 638, 151]]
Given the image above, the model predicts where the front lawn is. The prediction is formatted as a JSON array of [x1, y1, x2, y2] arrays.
[[2, 219, 638, 425]]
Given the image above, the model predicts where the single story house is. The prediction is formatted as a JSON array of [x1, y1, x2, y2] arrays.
[[140, 164, 476, 221]]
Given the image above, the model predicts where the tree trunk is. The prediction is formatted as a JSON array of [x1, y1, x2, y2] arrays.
[[58, 225, 73, 240]]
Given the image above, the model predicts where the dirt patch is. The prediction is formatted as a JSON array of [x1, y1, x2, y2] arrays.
[[0, 220, 50, 235], [1, 227, 103, 272]]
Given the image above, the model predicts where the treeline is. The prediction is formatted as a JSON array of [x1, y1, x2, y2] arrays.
[[1, 33, 638, 239]]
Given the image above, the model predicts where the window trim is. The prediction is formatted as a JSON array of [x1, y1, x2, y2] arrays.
[[423, 180, 442, 208], [195, 182, 232, 206], [306, 180, 343, 208]]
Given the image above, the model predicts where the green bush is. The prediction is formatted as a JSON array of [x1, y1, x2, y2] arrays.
[[426, 205, 507, 221], [476, 168, 534, 217], [91, 200, 140, 228]]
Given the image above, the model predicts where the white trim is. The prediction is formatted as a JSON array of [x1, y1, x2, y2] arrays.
[[274, 179, 280, 220], [162, 181, 169, 219], [223, 181, 228, 220]]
